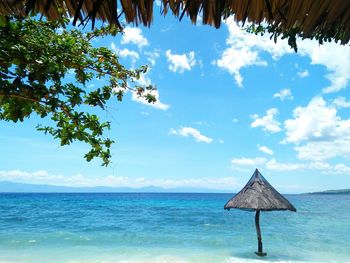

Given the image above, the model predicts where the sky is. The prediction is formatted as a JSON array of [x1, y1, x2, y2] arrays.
[[1, 9, 350, 193]]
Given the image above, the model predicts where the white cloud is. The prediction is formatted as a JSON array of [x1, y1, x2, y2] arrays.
[[305, 161, 350, 175], [118, 48, 139, 61], [219, 139, 225, 144], [231, 157, 267, 166], [121, 27, 149, 48], [297, 70, 309, 78], [170, 127, 213, 143], [133, 71, 152, 86], [283, 97, 350, 161], [333, 97, 350, 109], [0, 170, 239, 190], [297, 41, 350, 93], [165, 50, 196, 73], [258, 145, 274, 155], [144, 50, 160, 66], [131, 89, 170, 111], [265, 159, 303, 171], [333, 163, 350, 174], [147, 177, 239, 190], [283, 97, 350, 144], [273, 88, 293, 101], [216, 16, 350, 92], [231, 156, 304, 172], [111, 42, 139, 63], [295, 140, 350, 161], [131, 70, 170, 110], [115, 70, 170, 111], [0, 170, 100, 187], [232, 118, 239, 123], [230, 156, 350, 174], [251, 108, 282, 133], [216, 45, 266, 87], [215, 17, 292, 87]]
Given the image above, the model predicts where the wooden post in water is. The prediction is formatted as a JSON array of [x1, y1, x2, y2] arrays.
[[255, 210, 267, 256]]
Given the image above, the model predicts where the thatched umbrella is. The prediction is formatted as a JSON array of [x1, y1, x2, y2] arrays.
[[224, 168, 296, 256]]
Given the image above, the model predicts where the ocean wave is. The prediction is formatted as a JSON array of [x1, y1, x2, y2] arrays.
[[0, 255, 348, 263], [62, 255, 336, 263]]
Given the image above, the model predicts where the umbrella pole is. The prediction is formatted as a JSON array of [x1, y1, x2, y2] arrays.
[[255, 210, 267, 256]]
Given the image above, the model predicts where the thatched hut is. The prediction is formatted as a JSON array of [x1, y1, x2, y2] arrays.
[[1, 0, 350, 45], [224, 168, 296, 256]]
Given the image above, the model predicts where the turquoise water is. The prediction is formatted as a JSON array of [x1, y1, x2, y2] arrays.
[[0, 193, 349, 263]]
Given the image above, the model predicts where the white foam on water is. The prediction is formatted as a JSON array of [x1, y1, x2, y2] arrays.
[[63, 255, 317, 263], [224, 258, 300, 263], [119, 255, 189, 263], [1, 256, 347, 263], [65, 255, 189, 263], [224, 257, 350, 263]]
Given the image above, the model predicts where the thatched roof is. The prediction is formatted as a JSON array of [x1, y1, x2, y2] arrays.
[[1, 0, 350, 44], [224, 169, 296, 212]]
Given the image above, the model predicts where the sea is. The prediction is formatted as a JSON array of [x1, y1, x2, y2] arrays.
[[0, 193, 349, 263]]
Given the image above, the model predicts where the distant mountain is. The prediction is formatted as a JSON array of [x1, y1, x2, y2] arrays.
[[0, 181, 231, 193], [306, 189, 350, 195]]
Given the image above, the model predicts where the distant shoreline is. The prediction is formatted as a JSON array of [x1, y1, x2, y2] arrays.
[[306, 189, 350, 195], [1, 181, 348, 195], [0, 180, 231, 194]]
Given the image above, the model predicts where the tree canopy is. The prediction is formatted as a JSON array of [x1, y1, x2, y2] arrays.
[[0, 16, 155, 166]]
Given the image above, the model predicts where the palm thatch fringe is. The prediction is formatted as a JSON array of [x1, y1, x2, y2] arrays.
[[1, 0, 350, 44]]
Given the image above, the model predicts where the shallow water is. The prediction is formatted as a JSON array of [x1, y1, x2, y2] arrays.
[[0, 193, 349, 262]]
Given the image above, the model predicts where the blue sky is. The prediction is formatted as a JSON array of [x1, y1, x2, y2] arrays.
[[1, 11, 350, 193]]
